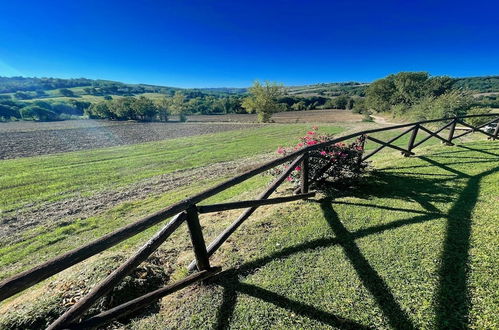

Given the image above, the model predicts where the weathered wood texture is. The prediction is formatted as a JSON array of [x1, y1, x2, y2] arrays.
[[68, 267, 221, 329], [47, 213, 186, 330], [186, 206, 211, 271]]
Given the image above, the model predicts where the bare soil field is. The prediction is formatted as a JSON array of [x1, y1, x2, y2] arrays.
[[0, 110, 361, 159], [188, 109, 362, 123], [0, 121, 263, 159]]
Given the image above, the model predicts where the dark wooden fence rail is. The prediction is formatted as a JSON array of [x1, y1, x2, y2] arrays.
[[0, 114, 497, 329]]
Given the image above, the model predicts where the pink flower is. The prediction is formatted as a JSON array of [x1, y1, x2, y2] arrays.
[[297, 143, 304, 147], [307, 131, 315, 135], [306, 140, 318, 145], [277, 147, 285, 154], [287, 176, 292, 181], [320, 151, 327, 156], [295, 166, 302, 171]]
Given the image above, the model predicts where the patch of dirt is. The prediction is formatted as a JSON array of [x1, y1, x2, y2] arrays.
[[0, 121, 263, 159]]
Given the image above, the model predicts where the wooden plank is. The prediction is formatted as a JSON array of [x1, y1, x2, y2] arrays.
[[412, 121, 454, 148], [186, 206, 211, 271], [456, 120, 496, 139], [362, 125, 416, 161], [453, 117, 499, 140], [187, 154, 305, 271], [300, 152, 309, 194], [46, 213, 186, 330], [446, 119, 457, 145], [365, 136, 414, 156], [197, 192, 316, 214], [70, 267, 221, 330], [405, 125, 419, 156]]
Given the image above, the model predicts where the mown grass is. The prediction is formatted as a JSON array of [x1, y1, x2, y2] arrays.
[[0, 124, 344, 212], [125, 139, 498, 329]]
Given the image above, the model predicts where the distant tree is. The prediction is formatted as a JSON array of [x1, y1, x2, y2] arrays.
[[14, 91, 33, 100], [242, 81, 285, 122], [411, 90, 472, 120], [333, 95, 349, 109], [69, 99, 91, 114], [103, 95, 113, 100], [35, 90, 48, 97], [110, 96, 135, 120], [132, 96, 158, 121], [156, 97, 170, 121], [0, 104, 20, 120], [169, 92, 188, 122], [21, 106, 57, 121], [291, 101, 307, 111], [87, 101, 113, 119], [59, 88, 76, 97], [346, 97, 355, 110]]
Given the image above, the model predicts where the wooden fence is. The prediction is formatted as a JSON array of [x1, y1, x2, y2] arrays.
[[0, 114, 498, 329]]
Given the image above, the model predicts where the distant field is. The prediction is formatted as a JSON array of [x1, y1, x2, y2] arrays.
[[0, 121, 263, 159], [0, 110, 362, 159], [189, 109, 363, 123]]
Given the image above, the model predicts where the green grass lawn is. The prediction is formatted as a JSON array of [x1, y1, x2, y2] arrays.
[[126, 139, 498, 329]]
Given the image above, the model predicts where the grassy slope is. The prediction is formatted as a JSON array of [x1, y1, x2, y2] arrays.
[[1, 124, 347, 278], [127, 139, 498, 329], [0, 123, 443, 283]]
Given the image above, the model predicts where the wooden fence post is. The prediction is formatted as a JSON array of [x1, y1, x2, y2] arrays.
[[446, 118, 457, 145], [492, 121, 499, 140], [185, 206, 211, 271], [300, 152, 309, 194], [405, 125, 419, 156]]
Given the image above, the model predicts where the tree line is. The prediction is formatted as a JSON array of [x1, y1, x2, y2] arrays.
[[363, 72, 495, 121]]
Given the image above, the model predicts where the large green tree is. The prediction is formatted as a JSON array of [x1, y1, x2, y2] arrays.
[[242, 81, 285, 122]]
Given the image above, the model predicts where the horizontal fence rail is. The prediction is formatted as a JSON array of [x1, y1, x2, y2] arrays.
[[0, 114, 497, 329]]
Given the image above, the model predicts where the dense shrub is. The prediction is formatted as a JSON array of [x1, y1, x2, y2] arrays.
[[411, 90, 473, 120], [465, 107, 493, 126], [271, 128, 368, 190]]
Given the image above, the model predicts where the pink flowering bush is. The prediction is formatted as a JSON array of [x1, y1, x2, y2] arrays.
[[270, 127, 368, 190]]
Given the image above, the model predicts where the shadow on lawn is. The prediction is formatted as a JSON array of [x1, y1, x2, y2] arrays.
[[208, 144, 498, 329]]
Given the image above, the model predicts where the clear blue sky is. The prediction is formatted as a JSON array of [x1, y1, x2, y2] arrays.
[[0, 0, 498, 87]]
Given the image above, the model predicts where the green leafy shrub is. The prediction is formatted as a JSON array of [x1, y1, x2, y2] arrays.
[[465, 107, 492, 126]]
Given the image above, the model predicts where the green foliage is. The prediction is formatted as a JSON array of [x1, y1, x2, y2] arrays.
[[58, 88, 75, 97], [242, 81, 285, 122], [453, 76, 499, 92], [365, 72, 456, 114], [351, 97, 367, 114], [465, 107, 492, 126], [14, 91, 34, 100], [0, 103, 21, 120], [169, 92, 188, 122], [21, 106, 58, 121], [411, 90, 473, 120]]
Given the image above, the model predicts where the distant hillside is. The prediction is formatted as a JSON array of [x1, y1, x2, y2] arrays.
[[452, 76, 499, 93], [1, 75, 498, 98]]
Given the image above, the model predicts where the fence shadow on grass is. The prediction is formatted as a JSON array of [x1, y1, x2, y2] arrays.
[[208, 146, 498, 329]]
